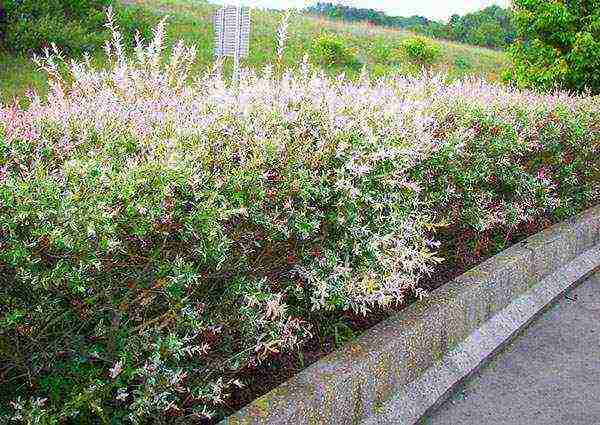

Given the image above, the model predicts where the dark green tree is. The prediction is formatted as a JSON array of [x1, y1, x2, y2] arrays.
[[507, 0, 600, 93], [471, 20, 505, 48], [446, 6, 515, 48]]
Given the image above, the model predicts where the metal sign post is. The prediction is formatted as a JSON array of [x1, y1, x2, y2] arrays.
[[214, 5, 251, 84]]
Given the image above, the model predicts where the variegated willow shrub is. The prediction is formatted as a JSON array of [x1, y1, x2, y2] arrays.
[[1, 21, 599, 423]]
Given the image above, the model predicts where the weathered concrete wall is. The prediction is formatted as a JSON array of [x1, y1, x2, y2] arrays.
[[222, 206, 600, 425]]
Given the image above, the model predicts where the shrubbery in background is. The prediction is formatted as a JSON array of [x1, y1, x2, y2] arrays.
[[454, 56, 471, 71], [506, 0, 600, 94], [311, 33, 360, 68], [0, 20, 598, 424], [400, 36, 442, 67], [0, 0, 155, 55], [370, 37, 393, 63]]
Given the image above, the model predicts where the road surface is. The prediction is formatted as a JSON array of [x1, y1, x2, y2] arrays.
[[422, 271, 600, 425]]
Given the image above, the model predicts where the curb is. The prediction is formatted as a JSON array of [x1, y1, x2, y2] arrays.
[[222, 206, 600, 425], [368, 247, 600, 425]]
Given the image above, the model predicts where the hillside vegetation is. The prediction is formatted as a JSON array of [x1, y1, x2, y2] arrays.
[[306, 2, 516, 49], [0, 0, 508, 103]]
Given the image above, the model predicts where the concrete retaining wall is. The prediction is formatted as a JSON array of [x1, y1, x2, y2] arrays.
[[222, 205, 600, 425]]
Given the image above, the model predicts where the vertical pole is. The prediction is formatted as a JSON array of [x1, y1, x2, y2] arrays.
[[233, 6, 242, 85], [219, 8, 226, 57]]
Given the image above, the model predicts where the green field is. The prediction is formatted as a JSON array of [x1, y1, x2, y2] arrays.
[[0, 0, 508, 104]]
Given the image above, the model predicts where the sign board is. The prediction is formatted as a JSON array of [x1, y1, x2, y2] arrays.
[[213, 6, 251, 59]]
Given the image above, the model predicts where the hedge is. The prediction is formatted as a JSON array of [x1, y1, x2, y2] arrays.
[[0, 23, 598, 423]]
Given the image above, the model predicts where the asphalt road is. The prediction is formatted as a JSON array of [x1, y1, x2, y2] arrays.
[[421, 271, 600, 425]]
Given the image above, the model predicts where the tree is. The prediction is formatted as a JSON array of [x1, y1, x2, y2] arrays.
[[446, 7, 515, 48], [508, 0, 600, 93], [471, 20, 505, 48]]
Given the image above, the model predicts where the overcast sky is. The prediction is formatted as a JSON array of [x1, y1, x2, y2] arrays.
[[209, 1, 511, 21]]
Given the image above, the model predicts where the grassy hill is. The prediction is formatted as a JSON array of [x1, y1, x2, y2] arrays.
[[0, 0, 508, 103]]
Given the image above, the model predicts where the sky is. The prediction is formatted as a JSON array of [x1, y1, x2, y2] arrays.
[[209, 0, 511, 21]]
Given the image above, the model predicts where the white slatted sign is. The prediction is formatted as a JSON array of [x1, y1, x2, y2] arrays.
[[214, 6, 251, 59]]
